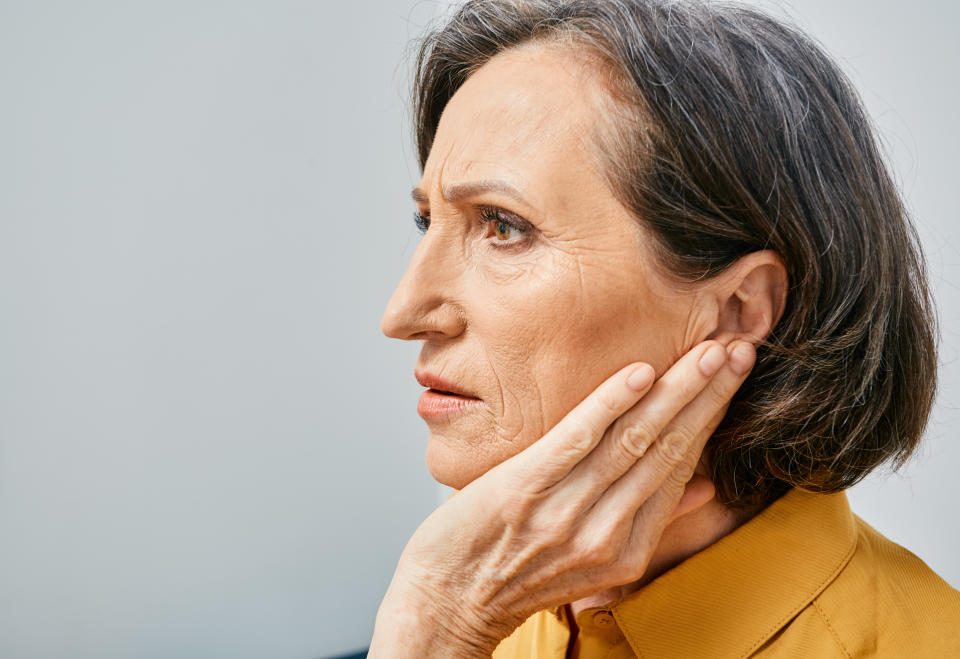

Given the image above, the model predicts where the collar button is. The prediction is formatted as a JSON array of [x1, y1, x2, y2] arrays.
[[593, 610, 615, 628]]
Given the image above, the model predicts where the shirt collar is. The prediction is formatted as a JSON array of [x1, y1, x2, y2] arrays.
[[608, 487, 858, 658]]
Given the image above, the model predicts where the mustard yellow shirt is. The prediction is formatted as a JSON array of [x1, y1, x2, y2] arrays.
[[492, 487, 960, 658]]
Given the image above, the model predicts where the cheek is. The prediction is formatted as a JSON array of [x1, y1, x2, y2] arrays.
[[529, 263, 653, 419], [462, 265, 563, 439], [470, 248, 673, 437]]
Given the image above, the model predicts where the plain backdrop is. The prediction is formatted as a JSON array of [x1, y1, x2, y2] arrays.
[[1, 1, 956, 657]]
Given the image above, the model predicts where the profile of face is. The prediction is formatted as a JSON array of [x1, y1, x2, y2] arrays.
[[381, 44, 779, 489]]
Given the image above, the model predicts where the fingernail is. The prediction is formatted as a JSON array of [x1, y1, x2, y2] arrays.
[[698, 344, 726, 376], [729, 342, 756, 375], [626, 364, 655, 391]]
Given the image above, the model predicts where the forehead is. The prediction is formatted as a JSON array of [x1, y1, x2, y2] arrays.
[[422, 45, 606, 196]]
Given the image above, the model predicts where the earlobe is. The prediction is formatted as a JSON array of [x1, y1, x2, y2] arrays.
[[671, 474, 716, 520]]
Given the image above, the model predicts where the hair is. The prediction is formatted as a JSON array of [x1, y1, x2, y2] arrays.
[[409, 0, 939, 513]]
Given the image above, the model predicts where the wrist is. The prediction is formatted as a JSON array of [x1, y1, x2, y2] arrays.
[[369, 581, 503, 658]]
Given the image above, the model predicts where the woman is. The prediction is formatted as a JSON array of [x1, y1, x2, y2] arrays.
[[370, 0, 960, 656]]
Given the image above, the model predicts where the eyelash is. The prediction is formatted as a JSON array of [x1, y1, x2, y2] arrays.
[[412, 206, 531, 249], [413, 211, 430, 234]]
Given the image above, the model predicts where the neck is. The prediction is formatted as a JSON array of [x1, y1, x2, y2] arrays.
[[567, 494, 745, 620]]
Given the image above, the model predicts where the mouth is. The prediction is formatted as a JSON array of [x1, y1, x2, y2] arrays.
[[414, 369, 480, 399], [429, 388, 478, 399], [418, 388, 483, 419]]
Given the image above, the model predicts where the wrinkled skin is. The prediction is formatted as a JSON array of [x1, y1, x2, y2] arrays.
[[382, 45, 720, 487], [377, 42, 788, 654]]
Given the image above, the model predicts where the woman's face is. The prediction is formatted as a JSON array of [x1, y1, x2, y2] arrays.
[[382, 45, 715, 489]]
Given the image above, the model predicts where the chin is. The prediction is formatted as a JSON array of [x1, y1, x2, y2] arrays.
[[425, 435, 495, 490]]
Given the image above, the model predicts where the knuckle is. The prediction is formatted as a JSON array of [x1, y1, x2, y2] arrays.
[[619, 416, 657, 453], [565, 427, 596, 453], [595, 389, 622, 417], [540, 507, 580, 543], [656, 427, 694, 467], [617, 424, 652, 459], [610, 564, 635, 585], [531, 525, 569, 553], [609, 554, 643, 583], [579, 537, 617, 566], [668, 458, 697, 486]]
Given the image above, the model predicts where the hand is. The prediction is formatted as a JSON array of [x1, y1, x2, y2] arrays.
[[368, 337, 757, 658]]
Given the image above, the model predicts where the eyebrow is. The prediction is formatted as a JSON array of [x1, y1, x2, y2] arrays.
[[410, 179, 530, 207]]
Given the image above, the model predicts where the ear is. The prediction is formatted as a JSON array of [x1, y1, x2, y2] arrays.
[[703, 250, 788, 345]]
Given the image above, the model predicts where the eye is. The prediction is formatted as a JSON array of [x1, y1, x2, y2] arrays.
[[413, 211, 430, 234], [412, 206, 534, 248], [479, 205, 531, 248]]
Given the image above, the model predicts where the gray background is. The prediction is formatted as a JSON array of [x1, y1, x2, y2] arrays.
[[0, 1, 956, 657]]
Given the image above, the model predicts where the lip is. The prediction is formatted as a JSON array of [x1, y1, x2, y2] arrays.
[[417, 389, 483, 419], [414, 370, 479, 399], [414, 369, 482, 419]]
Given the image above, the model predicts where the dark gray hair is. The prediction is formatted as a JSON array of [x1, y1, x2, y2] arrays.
[[410, 0, 938, 513]]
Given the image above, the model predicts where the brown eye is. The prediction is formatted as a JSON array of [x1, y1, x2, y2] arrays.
[[479, 206, 529, 248], [493, 219, 517, 241]]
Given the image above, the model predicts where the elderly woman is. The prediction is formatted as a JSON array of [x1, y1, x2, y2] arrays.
[[369, 0, 960, 657]]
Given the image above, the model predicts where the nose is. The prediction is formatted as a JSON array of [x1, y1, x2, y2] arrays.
[[381, 230, 466, 341]]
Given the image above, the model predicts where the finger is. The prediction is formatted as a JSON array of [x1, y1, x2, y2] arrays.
[[562, 340, 729, 492], [521, 467, 699, 602], [588, 340, 756, 519], [643, 339, 756, 482], [619, 467, 699, 576], [515, 361, 656, 488], [641, 341, 756, 483]]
